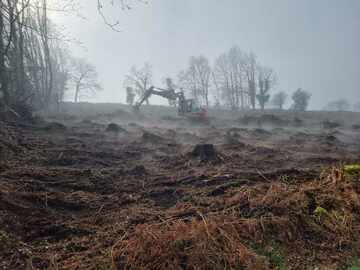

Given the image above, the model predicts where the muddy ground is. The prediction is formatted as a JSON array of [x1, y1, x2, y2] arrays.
[[1, 106, 360, 269]]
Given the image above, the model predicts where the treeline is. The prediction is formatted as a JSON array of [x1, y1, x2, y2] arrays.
[[0, 0, 101, 117], [125, 46, 312, 111], [0, 0, 64, 114], [324, 99, 360, 112]]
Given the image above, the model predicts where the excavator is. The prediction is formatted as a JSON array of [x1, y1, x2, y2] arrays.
[[133, 86, 208, 123]]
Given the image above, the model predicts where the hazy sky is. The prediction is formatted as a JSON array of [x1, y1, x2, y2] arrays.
[[52, 0, 360, 109]]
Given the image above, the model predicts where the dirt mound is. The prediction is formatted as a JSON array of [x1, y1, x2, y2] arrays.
[[238, 115, 259, 126], [252, 128, 272, 137], [112, 109, 132, 117], [79, 119, 99, 126], [322, 120, 341, 129], [127, 165, 147, 175], [318, 133, 342, 146], [107, 109, 133, 120], [175, 131, 200, 144], [259, 114, 289, 126], [239, 114, 288, 127], [142, 131, 165, 144], [43, 121, 67, 132], [128, 122, 140, 127], [293, 117, 303, 127], [161, 115, 180, 121], [106, 123, 126, 133], [225, 129, 246, 146]]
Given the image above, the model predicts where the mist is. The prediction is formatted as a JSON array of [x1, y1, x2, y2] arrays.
[[2, 1, 360, 269], [51, 0, 360, 109]]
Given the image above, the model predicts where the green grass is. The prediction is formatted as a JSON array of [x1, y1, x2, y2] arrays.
[[347, 257, 360, 270], [251, 243, 287, 270], [344, 164, 360, 175]]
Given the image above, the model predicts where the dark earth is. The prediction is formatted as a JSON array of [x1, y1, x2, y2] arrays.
[[1, 105, 360, 269]]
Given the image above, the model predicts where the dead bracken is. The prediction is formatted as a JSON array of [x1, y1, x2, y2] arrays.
[[1, 111, 360, 270]]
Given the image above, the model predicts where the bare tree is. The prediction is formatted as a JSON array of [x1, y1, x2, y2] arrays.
[[244, 52, 257, 109], [124, 62, 152, 105], [256, 66, 276, 110], [213, 46, 248, 110], [178, 55, 211, 107], [50, 42, 70, 111], [96, 0, 147, 31], [0, 0, 71, 115], [71, 57, 102, 103], [271, 91, 287, 110]]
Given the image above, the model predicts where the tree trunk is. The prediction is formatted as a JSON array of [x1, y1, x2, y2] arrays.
[[0, 4, 9, 106], [74, 85, 79, 103], [17, 0, 26, 103], [41, 0, 53, 108]]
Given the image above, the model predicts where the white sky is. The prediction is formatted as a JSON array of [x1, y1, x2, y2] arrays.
[[50, 0, 360, 109]]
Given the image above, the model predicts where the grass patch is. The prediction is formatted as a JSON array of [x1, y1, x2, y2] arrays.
[[344, 164, 360, 176], [348, 258, 360, 270], [251, 243, 287, 270]]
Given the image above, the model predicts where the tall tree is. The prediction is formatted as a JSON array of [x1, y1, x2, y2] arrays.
[[178, 55, 211, 107], [0, 0, 71, 114], [71, 57, 102, 103], [244, 52, 257, 109], [124, 62, 152, 105], [256, 66, 276, 110], [50, 41, 70, 111], [213, 46, 247, 110]]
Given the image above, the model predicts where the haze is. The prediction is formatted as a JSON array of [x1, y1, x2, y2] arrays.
[[52, 0, 360, 109], [3, 1, 360, 268]]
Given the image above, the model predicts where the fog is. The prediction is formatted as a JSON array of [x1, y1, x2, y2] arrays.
[[52, 0, 360, 109], [2, 1, 360, 268]]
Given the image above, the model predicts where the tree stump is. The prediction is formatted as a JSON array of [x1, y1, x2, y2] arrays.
[[191, 144, 218, 162]]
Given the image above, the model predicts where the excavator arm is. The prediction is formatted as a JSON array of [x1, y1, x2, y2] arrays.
[[133, 86, 180, 111], [133, 86, 208, 123]]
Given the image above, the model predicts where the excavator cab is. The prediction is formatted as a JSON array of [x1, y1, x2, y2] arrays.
[[179, 98, 208, 123]]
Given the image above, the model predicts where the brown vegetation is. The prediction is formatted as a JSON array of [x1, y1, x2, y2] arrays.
[[0, 110, 360, 269]]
